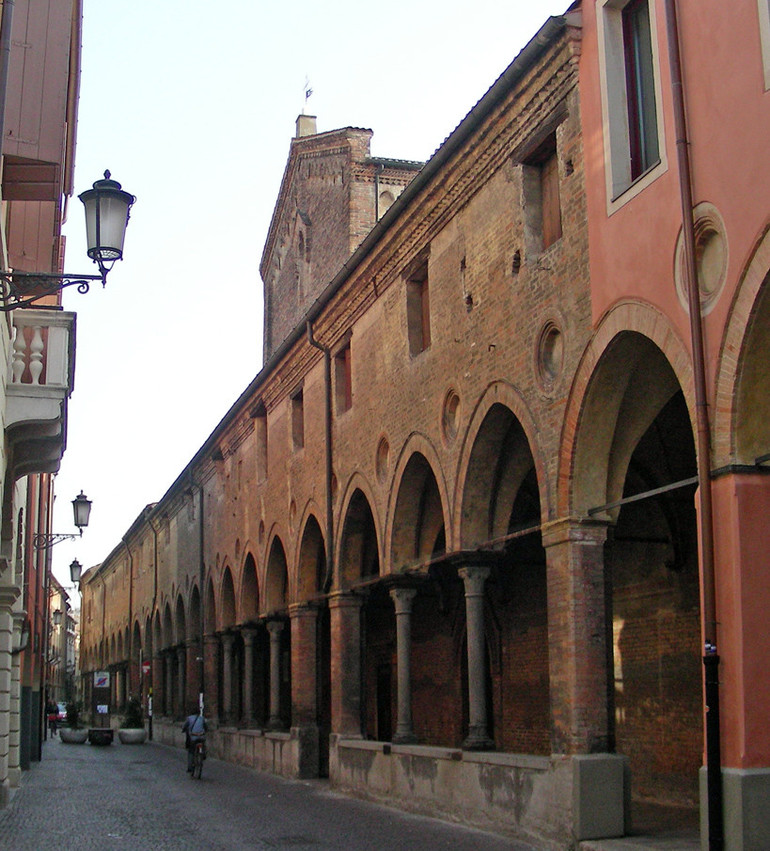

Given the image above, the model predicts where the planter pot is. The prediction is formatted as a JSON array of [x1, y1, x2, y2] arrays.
[[118, 728, 147, 744], [59, 728, 88, 744]]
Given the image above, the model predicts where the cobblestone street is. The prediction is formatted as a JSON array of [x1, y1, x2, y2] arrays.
[[0, 738, 535, 850]]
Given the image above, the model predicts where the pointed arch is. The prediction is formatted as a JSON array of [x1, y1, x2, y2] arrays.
[[296, 511, 326, 600], [264, 536, 288, 615]]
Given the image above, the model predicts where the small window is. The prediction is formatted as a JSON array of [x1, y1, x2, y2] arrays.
[[291, 388, 304, 450], [406, 257, 431, 356], [334, 343, 352, 414]]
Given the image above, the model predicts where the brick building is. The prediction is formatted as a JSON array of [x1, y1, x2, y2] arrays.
[[79, 2, 770, 848]]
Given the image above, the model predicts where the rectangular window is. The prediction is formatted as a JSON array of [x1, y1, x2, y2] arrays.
[[406, 257, 430, 356], [598, 0, 665, 207], [622, 0, 659, 180], [334, 343, 352, 414], [291, 388, 304, 450]]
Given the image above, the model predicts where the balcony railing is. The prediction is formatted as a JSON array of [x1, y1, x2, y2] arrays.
[[6, 309, 76, 477]]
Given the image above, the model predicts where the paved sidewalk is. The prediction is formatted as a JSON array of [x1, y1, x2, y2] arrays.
[[0, 738, 536, 850]]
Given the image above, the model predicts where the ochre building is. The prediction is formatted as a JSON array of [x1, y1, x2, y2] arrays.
[[79, 3, 770, 848]]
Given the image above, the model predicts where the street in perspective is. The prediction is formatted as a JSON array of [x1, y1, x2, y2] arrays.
[[0, 738, 536, 851]]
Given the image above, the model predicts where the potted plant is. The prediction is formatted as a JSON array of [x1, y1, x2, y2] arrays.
[[118, 696, 147, 744], [59, 701, 88, 744]]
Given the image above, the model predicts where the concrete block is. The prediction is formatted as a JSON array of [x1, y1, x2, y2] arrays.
[[572, 753, 626, 840]]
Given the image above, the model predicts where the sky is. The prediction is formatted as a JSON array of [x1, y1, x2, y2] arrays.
[[50, 0, 571, 590]]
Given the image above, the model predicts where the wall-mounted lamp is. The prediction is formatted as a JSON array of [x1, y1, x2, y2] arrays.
[[11, 617, 30, 655], [69, 558, 82, 585], [33, 491, 92, 550], [52, 608, 63, 627], [0, 171, 135, 311]]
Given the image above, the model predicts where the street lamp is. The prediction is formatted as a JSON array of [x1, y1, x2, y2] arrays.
[[0, 171, 135, 311], [33, 491, 93, 550], [52, 608, 62, 627], [69, 558, 82, 584]]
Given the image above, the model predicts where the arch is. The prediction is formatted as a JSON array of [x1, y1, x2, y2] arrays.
[[714, 225, 770, 466], [454, 381, 550, 539], [561, 302, 694, 517], [220, 566, 236, 629], [240, 553, 259, 623], [459, 402, 541, 549], [162, 603, 173, 649], [338, 489, 380, 588], [132, 621, 142, 666], [388, 443, 448, 571], [189, 585, 202, 642], [116, 631, 123, 664], [204, 575, 217, 635], [264, 536, 288, 614], [296, 511, 326, 600], [175, 594, 187, 645]]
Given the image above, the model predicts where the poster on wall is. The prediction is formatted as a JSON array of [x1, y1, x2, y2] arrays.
[[94, 671, 110, 689]]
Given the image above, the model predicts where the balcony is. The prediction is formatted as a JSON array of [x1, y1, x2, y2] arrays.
[[6, 309, 76, 477]]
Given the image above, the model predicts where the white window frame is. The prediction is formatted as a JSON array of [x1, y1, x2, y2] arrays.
[[596, 0, 668, 213], [758, 0, 770, 90]]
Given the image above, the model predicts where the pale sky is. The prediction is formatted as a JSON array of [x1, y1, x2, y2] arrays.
[[51, 0, 572, 589]]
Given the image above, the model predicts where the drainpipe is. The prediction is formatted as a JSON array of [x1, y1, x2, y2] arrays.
[[122, 537, 134, 697], [664, 1, 722, 847], [306, 321, 334, 592], [198, 480, 205, 715], [147, 512, 159, 739]]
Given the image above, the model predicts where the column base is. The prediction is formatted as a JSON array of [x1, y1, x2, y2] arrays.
[[700, 766, 770, 851], [393, 731, 419, 745], [462, 729, 495, 751]]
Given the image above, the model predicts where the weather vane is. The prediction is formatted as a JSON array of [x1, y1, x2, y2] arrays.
[[303, 76, 313, 113]]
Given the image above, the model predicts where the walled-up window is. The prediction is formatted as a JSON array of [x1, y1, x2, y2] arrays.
[[253, 401, 268, 481], [622, 0, 659, 180], [406, 257, 430, 356], [334, 342, 352, 414], [523, 133, 562, 253], [291, 388, 304, 450]]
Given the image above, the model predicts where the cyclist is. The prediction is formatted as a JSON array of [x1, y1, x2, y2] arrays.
[[181, 704, 207, 773], [46, 699, 58, 737]]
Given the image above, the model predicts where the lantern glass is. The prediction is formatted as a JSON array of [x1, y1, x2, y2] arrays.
[[79, 171, 135, 265], [69, 558, 82, 584], [52, 608, 62, 626], [72, 492, 92, 529]]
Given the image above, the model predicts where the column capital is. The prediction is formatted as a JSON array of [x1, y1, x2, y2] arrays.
[[267, 619, 285, 638], [540, 516, 610, 549], [389, 585, 417, 614], [289, 602, 320, 620], [328, 590, 364, 611], [220, 631, 236, 649], [241, 626, 258, 645], [458, 565, 490, 597]]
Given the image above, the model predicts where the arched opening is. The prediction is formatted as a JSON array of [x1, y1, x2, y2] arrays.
[[460, 404, 549, 754], [339, 490, 379, 588], [574, 332, 701, 825], [391, 454, 446, 568], [264, 538, 291, 728]]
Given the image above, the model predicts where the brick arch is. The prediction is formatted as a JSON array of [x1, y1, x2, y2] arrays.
[[263, 533, 289, 615], [385, 432, 450, 571], [294, 502, 326, 601], [714, 224, 770, 466], [336, 472, 382, 589], [453, 381, 549, 550], [188, 585, 201, 643], [174, 593, 186, 645], [220, 565, 237, 629], [162, 602, 174, 649], [559, 301, 694, 517], [238, 551, 260, 624]]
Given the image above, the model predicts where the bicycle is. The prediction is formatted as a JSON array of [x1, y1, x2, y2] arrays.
[[191, 738, 206, 779]]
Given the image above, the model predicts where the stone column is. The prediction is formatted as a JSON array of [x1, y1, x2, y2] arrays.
[[203, 634, 219, 720], [289, 605, 318, 726], [176, 646, 186, 717], [241, 628, 257, 726], [459, 565, 494, 750], [390, 586, 417, 744], [221, 632, 235, 724], [329, 592, 363, 738], [186, 639, 200, 711], [542, 519, 610, 754], [266, 620, 284, 730]]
